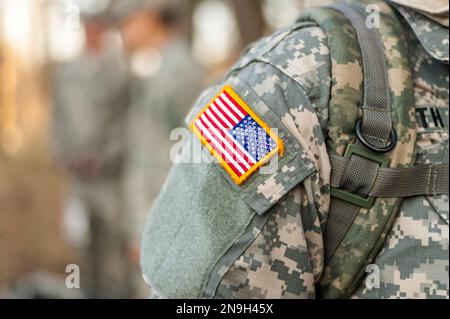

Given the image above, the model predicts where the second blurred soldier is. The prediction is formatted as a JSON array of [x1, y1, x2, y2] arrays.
[[112, 0, 203, 261], [51, 9, 138, 298]]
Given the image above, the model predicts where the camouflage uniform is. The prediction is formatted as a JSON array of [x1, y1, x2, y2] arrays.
[[352, 2, 449, 299], [140, 0, 448, 299], [52, 48, 137, 298]]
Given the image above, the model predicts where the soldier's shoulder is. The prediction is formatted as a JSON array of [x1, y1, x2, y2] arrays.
[[395, 5, 449, 63], [228, 21, 331, 97], [224, 21, 331, 120], [185, 21, 332, 127]]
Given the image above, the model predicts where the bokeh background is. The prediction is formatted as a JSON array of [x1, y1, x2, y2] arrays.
[[0, 0, 330, 298]]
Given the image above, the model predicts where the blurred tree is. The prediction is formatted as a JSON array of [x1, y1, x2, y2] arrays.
[[229, 0, 265, 47]]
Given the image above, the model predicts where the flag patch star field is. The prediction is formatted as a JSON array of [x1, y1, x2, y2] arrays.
[[191, 85, 283, 185]]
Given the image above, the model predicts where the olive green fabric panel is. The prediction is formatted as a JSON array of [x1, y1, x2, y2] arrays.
[[141, 73, 316, 298]]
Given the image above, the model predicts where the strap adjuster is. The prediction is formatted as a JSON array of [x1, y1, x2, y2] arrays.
[[330, 144, 390, 208]]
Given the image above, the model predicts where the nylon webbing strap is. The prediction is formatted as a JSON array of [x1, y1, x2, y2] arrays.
[[331, 156, 449, 197], [339, 155, 380, 196], [325, 154, 382, 262], [329, 3, 392, 149], [324, 200, 360, 264], [324, 3, 395, 262]]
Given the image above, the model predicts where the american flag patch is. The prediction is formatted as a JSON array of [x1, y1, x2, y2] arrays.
[[191, 85, 283, 185]]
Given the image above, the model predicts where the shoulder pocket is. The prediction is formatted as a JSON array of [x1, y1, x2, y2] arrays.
[[141, 80, 316, 299]]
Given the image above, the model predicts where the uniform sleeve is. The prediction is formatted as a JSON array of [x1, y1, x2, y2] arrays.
[[140, 25, 332, 299]]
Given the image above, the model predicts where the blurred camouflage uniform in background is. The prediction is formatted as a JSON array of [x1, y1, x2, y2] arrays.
[[124, 40, 203, 231], [111, 0, 203, 244], [51, 10, 137, 298], [140, 0, 449, 299]]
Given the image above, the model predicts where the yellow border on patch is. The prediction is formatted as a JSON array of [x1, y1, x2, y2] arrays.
[[190, 85, 284, 185]]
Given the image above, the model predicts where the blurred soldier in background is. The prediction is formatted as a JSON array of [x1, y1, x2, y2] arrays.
[[112, 0, 203, 252], [51, 8, 138, 298]]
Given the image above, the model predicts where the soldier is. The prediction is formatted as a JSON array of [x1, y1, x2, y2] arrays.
[[51, 10, 136, 298], [140, 0, 449, 299], [111, 0, 203, 248]]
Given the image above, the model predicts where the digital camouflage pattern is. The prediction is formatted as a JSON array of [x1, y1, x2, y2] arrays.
[[215, 0, 418, 299], [141, 68, 318, 298], [141, 0, 449, 299], [313, 1, 418, 298], [396, 5, 449, 63], [390, 0, 449, 27], [215, 182, 321, 299], [212, 25, 332, 298], [352, 10, 449, 298]]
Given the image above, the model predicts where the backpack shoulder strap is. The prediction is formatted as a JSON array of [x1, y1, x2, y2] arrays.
[[297, 0, 434, 298]]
